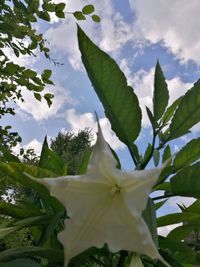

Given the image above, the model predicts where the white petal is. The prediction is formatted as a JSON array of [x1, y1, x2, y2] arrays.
[[87, 121, 117, 181], [122, 168, 162, 217]]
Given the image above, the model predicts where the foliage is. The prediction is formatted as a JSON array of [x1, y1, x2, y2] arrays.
[[0, 0, 99, 150], [50, 128, 93, 174], [0, 22, 200, 267]]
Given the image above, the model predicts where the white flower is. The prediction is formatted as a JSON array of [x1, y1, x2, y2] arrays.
[[33, 123, 169, 267]]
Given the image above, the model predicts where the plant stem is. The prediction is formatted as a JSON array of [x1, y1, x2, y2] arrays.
[[128, 146, 137, 166]]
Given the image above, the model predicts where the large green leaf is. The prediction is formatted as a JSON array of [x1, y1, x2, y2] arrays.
[[173, 138, 200, 170], [157, 212, 200, 227], [0, 200, 41, 219], [153, 61, 169, 121], [167, 80, 200, 141], [0, 247, 63, 262], [0, 258, 42, 267], [167, 224, 198, 241], [39, 136, 67, 175], [159, 237, 197, 264], [77, 26, 142, 146], [170, 162, 200, 198]]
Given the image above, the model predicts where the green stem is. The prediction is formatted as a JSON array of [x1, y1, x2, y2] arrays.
[[128, 146, 137, 167]]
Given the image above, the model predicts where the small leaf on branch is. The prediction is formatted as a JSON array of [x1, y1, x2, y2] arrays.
[[82, 5, 95, 15]]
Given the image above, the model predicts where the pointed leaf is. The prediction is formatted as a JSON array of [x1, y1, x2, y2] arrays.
[[0, 200, 41, 219], [39, 136, 67, 175], [155, 199, 167, 210], [162, 96, 183, 125], [157, 212, 200, 227], [162, 145, 171, 164], [153, 61, 169, 121], [173, 138, 200, 170], [171, 162, 200, 198], [78, 26, 142, 146], [153, 149, 160, 166], [168, 80, 200, 141]]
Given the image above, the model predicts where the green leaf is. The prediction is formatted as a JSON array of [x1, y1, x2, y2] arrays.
[[171, 162, 200, 198], [153, 61, 169, 121], [146, 106, 156, 129], [0, 247, 63, 262], [41, 69, 52, 81], [92, 14, 100, 23], [55, 11, 65, 18], [162, 144, 171, 164], [173, 138, 200, 170], [55, 2, 66, 12], [159, 237, 197, 264], [157, 212, 200, 227], [162, 96, 183, 125], [34, 93, 41, 101], [0, 258, 43, 267], [78, 26, 142, 146], [44, 93, 54, 107], [155, 199, 167, 210], [39, 136, 67, 175], [37, 11, 50, 21], [153, 149, 160, 166], [0, 215, 50, 239], [167, 224, 197, 241], [82, 5, 95, 15], [23, 69, 37, 78], [143, 143, 152, 163], [39, 211, 64, 244], [167, 80, 200, 141], [73, 12, 86, 20], [77, 148, 92, 174], [0, 162, 53, 194], [0, 200, 41, 219], [142, 199, 158, 246]]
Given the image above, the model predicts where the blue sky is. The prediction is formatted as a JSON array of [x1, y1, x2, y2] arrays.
[[4, 0, 200, 235]]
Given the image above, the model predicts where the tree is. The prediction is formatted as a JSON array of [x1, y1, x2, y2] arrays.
[[0, 0, 100, 151], [51, 128, 93, 175]]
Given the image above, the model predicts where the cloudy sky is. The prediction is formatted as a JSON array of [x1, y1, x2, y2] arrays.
[[4, 0, 200, 234]]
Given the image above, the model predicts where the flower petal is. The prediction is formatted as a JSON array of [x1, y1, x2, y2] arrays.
[[87, 121, 118, 182], [122, 168, 162, 217]]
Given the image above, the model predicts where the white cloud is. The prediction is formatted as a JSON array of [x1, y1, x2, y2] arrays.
[[66, 108, 125, 150], [16, 84, 76, 121], [167, 196, 196, 210], [120, 60, 192, 128], [12, 138, 42, 155], [158, 223, 182, 237], [45, 0, 134, 70], [130, 0, 200, 64]]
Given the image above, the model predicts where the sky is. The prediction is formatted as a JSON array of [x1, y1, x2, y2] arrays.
[[3, 0, 200, 235]]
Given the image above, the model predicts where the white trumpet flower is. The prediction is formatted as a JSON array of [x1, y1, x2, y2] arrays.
[[33, 123, 169, 267]]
